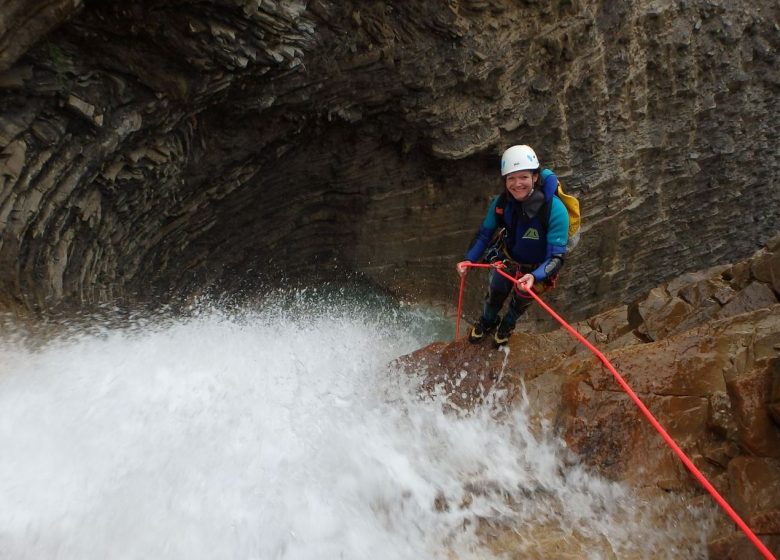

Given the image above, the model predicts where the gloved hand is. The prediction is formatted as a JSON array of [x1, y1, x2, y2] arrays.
[[516, 273, 535, 291], [456, 261, 471, 277]]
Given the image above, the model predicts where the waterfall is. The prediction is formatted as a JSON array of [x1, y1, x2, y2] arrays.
[[0, 290, 715, 559]]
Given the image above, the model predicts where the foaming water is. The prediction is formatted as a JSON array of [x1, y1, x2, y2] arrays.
[[0, 292, 715, 559]]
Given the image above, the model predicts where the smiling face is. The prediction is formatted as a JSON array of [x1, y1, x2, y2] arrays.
[[505, 170, 538, 201]]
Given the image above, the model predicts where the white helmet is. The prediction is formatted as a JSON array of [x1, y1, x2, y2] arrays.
[[500, 145, 539, 176]]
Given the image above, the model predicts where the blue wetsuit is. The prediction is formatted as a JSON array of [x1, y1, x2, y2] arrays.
[[465, 169, 569, 331]]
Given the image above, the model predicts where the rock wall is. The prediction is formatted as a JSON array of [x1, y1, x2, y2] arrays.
[[0, 0, 777, 318], [403, 235, 780, 558]]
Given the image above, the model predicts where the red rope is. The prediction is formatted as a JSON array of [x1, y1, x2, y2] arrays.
[[458, 262, 776, 560], [455, 273, 466, 339]]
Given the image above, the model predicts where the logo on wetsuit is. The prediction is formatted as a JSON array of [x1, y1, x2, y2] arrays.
[[522, 228, 540, 240]]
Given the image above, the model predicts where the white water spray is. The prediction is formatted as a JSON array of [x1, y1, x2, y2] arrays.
[[0, 293, 715, 559]]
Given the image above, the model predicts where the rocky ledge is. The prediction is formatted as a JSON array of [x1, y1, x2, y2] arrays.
[[400, 234, 780, 558]]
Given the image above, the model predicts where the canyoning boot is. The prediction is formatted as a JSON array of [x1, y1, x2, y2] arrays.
[[493, 321, 514, 347], [468, 317, 500, 343]]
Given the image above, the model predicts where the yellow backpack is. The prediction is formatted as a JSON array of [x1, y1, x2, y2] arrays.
[[554, 181, 581, 250]]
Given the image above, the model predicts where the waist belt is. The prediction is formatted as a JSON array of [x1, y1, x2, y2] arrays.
[[495, 246, 558, 296], [498, 246, 538, 273]]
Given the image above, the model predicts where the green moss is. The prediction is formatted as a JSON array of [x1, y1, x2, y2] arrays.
[[43, 42, 68, 70]]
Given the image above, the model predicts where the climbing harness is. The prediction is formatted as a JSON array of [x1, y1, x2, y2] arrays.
[[454, 261, 777, 560]]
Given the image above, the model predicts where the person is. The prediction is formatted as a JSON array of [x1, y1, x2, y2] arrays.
[[457, 144, 569, 346]]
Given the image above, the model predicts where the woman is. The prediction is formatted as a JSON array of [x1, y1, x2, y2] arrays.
[[457, 144, 569, 346]]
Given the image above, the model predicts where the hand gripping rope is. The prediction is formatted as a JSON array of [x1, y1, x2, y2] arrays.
[[455, 261, 776, 560]]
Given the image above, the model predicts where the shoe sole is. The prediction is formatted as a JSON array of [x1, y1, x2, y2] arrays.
[[468, 320, 501, 344], [493, 334, 511, 347], [468, 331, 487, 343]]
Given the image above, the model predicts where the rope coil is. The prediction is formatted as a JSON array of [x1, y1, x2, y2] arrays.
[[456, 262, 776, 560]]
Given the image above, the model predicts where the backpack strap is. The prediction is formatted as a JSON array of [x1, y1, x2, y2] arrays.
[[494, 191, 508, 228]]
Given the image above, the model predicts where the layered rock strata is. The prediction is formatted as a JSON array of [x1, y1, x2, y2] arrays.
[[0, 0, 777, 319], [402, 234, 780, 558]]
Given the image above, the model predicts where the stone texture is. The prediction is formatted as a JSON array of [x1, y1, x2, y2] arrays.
[[770, 359, 780, 427], [586, 305, 631, 342], [771, 249, 780, 297], [707, 391, 738, 439], [0, 0, 776, 320], [625, 250, 780, 342], [0, 0, 83, 72], [708, 534, 780, 560], [639, 295, 694, 341], [727, 456, 780, 532], [401, 244, 780, 557], [726, 364, 780, 457], [717, 282, 778, 320], [752, 250, 775, 284]]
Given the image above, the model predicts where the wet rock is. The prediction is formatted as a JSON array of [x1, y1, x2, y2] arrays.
[[726, 260, 754, 292], [586, 305, 632, 343], [770, 252, 780, 297], [402, 245, 780, 557], [708, 533, 780, 560], [0, 0, 83, 72], [728, 456, 780, 532], [583, 330, 728, 396], [560, 381, 712, 487], [0, 0, 777, 317], [770, 359, 780, 427], [707, 391, 738, 439], [639, 296, 694, 341], [677, 277, 735, 309], [727, 364, 780, 458], [717, 282, 778, 320], [66, 94, 103, 127], [630, 287, 671, 328], [699, 439, 739, 469], [524, 371, 568, 430], [752, 250, 775, 284]]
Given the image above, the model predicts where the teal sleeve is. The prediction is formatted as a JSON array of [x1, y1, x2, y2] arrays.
[[464, 196, 501, 262], [530, 198, 569, 281], [546, 197, 569, 251]]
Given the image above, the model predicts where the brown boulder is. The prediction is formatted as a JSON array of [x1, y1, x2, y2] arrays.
[[717, 282, 778, 320], [581, 330, 728, 396], [635, 292, 702, 342], [707, 391, 738, 439], [725, 260, 754, 293], [708, 534, 780, 560], [728, 456, 780, 533], [699, 438, 740, 470], [770, 359, 780, 427], [560, 376, 712, 488], [678, 277, 736, 308], [727, 363, 780, 457], [587, 305, 632, 343], [667, 265, 732, 296], [752, 250, 775, 284], [673, 278, 736, 334], [398, 323, 596, 412], [772, 251, 780, 297], [524, 371, 569, 431]]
